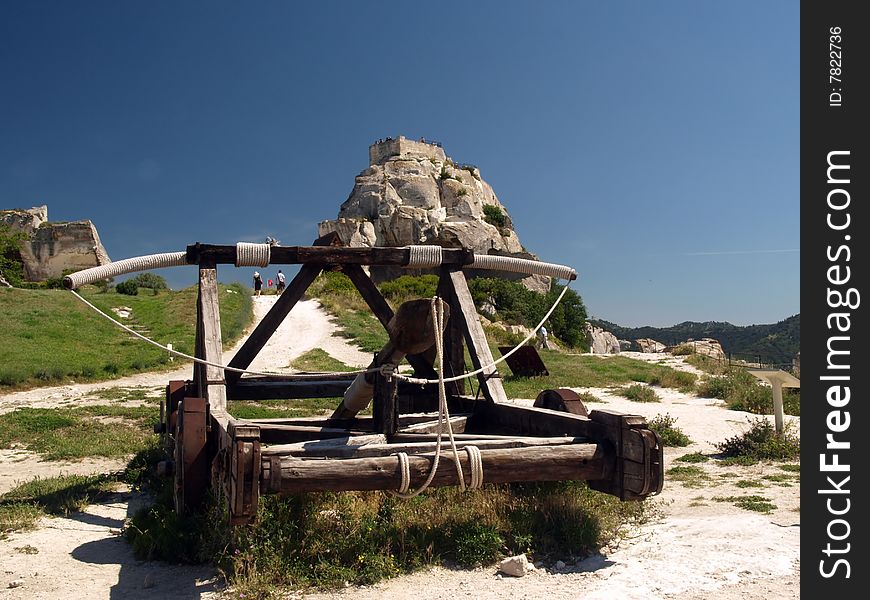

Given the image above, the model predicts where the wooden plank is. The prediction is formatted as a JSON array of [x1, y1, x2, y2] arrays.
[[253, 423, 373, 444], [225, 264, 322, 384], [398, 415, 468, 435], [227, 379, 353, 400], [261, 435, 585, 459], [197, 263, 226, 410], [373, 371, 398, 437], [443, 269, 509, 403], [437, 269, 466, 396], [267, 443, 610, 494]]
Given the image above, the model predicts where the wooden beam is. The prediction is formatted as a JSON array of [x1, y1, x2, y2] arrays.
[[398, 415, 468, 435], [442, 269, 509, 403], [227, 379, 353, 400], [187, 244, 475, 268], [225, 264, 322, 384], [373, 371, 398, 437], [261, 435, 585, 459], [437, 268, 466, 396], [263, 443, 610, 494], [196, 263, 226, 410]]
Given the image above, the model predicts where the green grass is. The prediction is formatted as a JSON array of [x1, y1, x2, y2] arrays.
[[779, 463, 800, 472], [0, 406, 158, 460], [676, 452, 709, 463], [126, 479, 656, 592], [712, 494, 777, 513], [696, 369, 800, 416], [715, 418, 800, 461], [666, 465, 711, 488], [647, 413, 691, 446], [0, 283, 252, 389], [0, 474, 122, 538], [735, 479, 763, 488], [289, 349, 356, 372], [228, 398, 344, 420], [618, 384, 660, 403]]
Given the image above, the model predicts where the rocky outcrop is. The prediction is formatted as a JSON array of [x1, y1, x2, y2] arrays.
[[672, 338, 726, 361], [635, 338, 666, 353], [319, 136, 549, 292], [1, 205, 111, 281], [585, 323, 620, 354]]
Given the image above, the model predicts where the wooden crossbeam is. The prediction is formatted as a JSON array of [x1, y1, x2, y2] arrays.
[[195, 262, 226, 410]]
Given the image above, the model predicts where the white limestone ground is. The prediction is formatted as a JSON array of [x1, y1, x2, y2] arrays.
[[1, 316, 800, 599]]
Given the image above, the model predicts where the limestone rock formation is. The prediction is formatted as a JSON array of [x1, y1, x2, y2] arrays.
[[1, 205, 111, 281], [319, 136, 548, 292], [635, 338, 666, 353], [585, 323, 620, 354], [673, 338, 726, 361]]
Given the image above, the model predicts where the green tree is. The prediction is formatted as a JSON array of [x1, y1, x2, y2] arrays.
[[0, 223, 27, 286]]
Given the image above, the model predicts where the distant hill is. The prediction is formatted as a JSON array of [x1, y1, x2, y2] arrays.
[[589, 314, 800, 365]]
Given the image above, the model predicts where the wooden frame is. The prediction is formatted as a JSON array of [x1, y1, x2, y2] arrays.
[[161, 236, 663, 524]]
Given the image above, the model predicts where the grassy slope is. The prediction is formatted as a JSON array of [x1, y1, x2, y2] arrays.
[[0, 283, 252, 388]]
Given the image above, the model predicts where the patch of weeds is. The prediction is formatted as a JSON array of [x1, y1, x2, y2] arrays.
[[666, 465, 711, 488], [762, 474, 794, 483], [289, 349, 355, 373], [676, 452, 709, 463], [715, 418, 800, 461], [670, 344, 696, 356], [647, 413, 691, 447], [647, 368, 696, 393], [91, 386, 157, 402], [0, 474, 121, 537], [576, 391, 604, 404], [735, 480, 763, 488], [713, 495, 777, 513], [14, 544, 39, 554], [718, 455, 759, 466], [619, 384, 660, 403], [779, 464, 800, 472]]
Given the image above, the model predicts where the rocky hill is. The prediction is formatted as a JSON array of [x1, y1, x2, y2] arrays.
[[1, 205, 110, 282], [318, 136, 548, 292], [589, 314, 800, 365]]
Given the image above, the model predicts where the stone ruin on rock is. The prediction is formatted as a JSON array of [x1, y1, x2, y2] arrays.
[[318, 136, 549, 292], [0, 205, 111, 281], [585, 322, 621, 354]]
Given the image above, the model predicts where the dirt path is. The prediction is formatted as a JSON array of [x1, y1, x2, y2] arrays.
[[1, 327, 800, 599]]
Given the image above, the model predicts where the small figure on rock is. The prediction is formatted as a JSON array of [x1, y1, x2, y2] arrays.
[[253, 271, 263, 297]]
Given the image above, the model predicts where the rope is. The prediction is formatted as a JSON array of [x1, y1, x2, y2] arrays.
[[69, 290, 376, 379], [466, 445, 484, 490], [235, 242, 271, 267], [390, 296, 477, 498], [470, 254, 576, 281], [407, 245, 443, 268], [63, 252, 189, 290]]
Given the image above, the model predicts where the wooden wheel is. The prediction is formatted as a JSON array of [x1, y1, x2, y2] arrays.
[[173, 397, 209, 514], [533, 388, 588, 417]]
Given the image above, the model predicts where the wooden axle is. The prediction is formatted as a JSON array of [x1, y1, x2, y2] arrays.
[[262, 443, 610, 494], [187, 243, 475, 267]]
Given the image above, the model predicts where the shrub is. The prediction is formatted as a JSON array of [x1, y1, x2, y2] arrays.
[[620, 384, 659, 403], [482, 205, 506, 228], [379, 275, 439, 304], [131, 272, 169, 290], [115, 280, 139, 296], [671, 344, 695, 356], [715, 417, 800, 460], [648, 413, 691, 446]]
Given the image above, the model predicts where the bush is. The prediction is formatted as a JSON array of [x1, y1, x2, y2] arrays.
[[671, 344, 695, 356], [131, 273, 169, 290], [715, 417, 800, 460], [379, 275, 439, 304], [620, 384, 659, 403], [647, 413, 691, 446], [482, 205, 506, 228], [115, 280, 139, 296]]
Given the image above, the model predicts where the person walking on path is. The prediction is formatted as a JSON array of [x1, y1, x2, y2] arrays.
[[253, 271, 263, 297], [276, 269, 286, 295], [536, 325, 550, 350]]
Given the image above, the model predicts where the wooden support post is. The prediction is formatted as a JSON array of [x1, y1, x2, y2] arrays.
[[372, 370, 398, 437], [441, 269, 509, 404], [225, 264, 322, 384], [437, 268, 466, 396], [196, 262, 226, 410], [227, 421, 261, 525]]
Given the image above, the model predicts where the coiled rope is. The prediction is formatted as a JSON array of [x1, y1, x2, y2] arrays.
[[63, 252, 188, 290], [235, 242, 271, 267], [407, 245, 443, 268], [390, 297, 482, 498]]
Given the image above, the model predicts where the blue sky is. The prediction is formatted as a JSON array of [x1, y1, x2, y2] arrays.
[[0, 1, 799, 327]]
